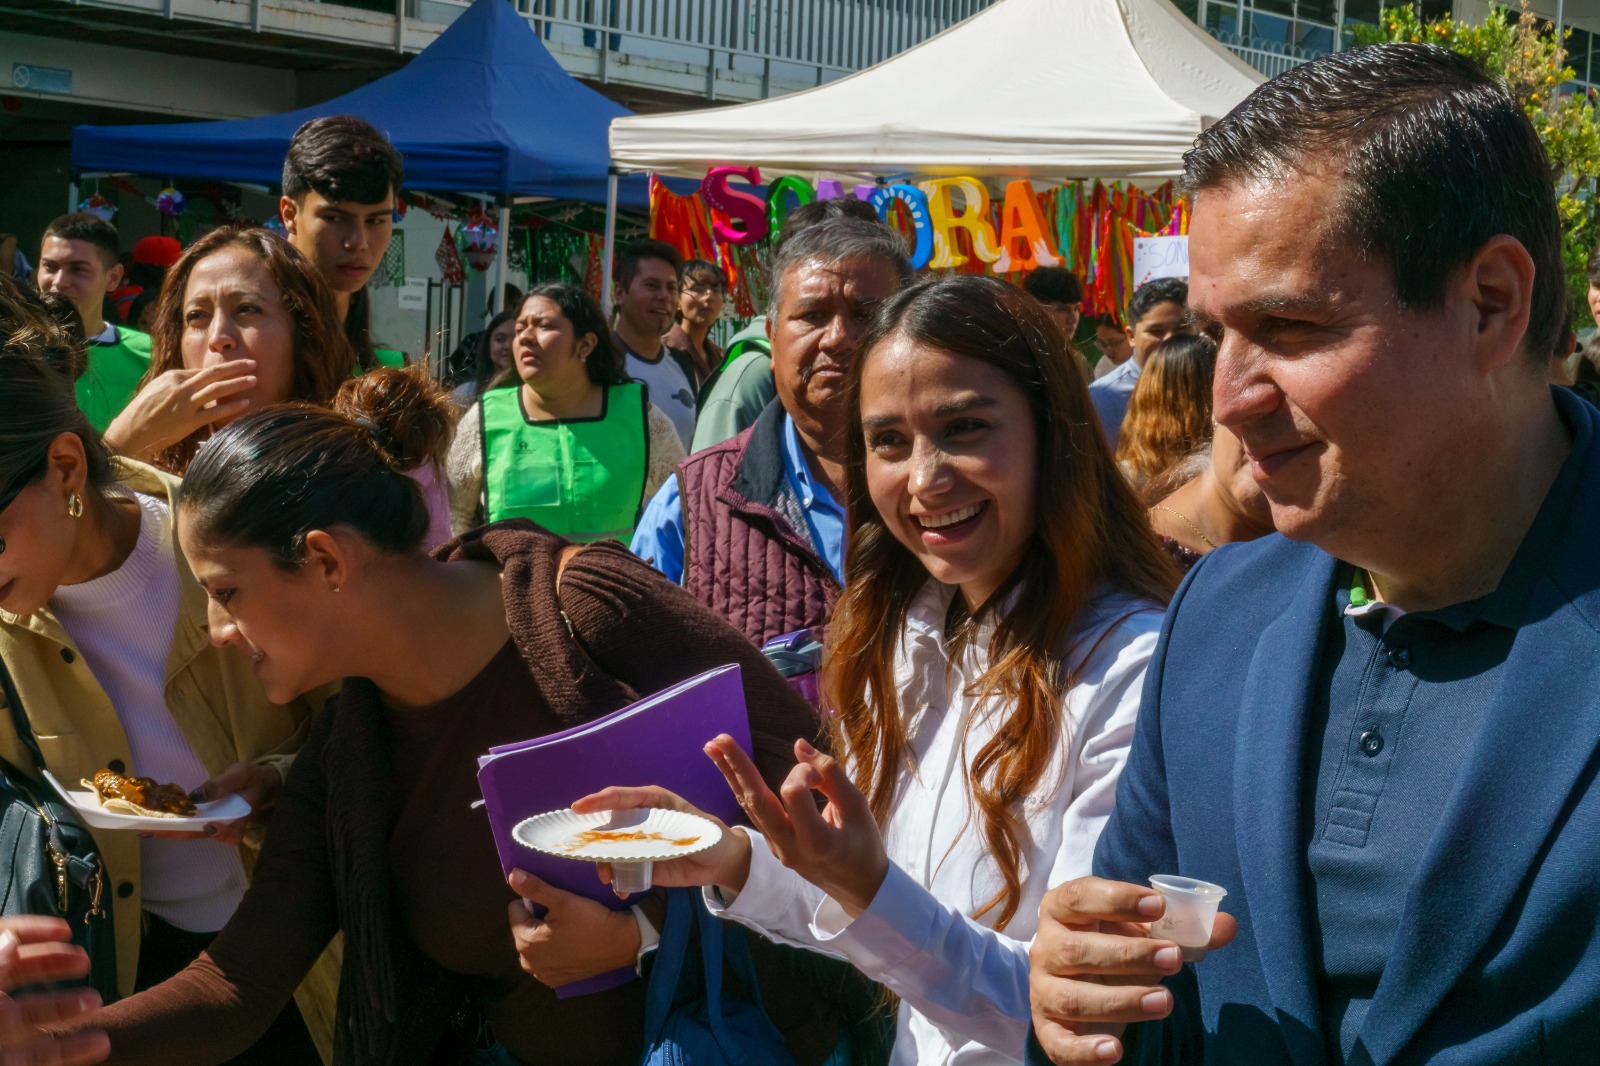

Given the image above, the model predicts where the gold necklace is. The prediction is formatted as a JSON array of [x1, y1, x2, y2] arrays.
[[1153, 505, 1217, 549]]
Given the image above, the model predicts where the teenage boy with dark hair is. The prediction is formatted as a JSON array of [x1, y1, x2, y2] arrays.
[[1022, 266, 1092, 380], [1087, 276, 1191, 450], [38, 212, 151, 432], [1022, 267, 1085, 345], [612, 237, 699, 450], [280, 115, 407, 369]]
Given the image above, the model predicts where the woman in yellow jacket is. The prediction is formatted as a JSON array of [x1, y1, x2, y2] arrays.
[[0, 279, 335, 1064]]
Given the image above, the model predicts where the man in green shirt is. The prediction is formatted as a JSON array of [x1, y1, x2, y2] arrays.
[[280, 115, 408, 369], [689, 318, 774, 452], [689, 197, 882, 452], [38, 212, 152, 432]]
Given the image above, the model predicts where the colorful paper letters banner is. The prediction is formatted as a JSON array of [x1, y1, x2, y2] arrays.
[[655, 171, 1185, 323]]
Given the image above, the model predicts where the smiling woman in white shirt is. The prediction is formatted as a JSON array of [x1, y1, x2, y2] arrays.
[[575, 273, 1181, 1065]]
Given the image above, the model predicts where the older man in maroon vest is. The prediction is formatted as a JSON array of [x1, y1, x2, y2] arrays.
[[630, 218, 910, 646]]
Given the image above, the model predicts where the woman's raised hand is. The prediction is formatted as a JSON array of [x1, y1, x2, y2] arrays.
[[568, 786, 752, 896], [101, 361, 257, 460], [705, 734, 890, 919]]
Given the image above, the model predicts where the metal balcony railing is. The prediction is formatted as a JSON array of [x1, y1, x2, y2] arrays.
[[1210, 29, 1315, 78], [466, 0, 994, 86]]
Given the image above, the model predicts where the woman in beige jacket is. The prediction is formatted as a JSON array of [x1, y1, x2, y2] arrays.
[[0, 279, 335, 1063]]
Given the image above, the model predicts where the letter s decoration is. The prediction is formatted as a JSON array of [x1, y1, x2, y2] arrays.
[[701, 167, 771, 246]]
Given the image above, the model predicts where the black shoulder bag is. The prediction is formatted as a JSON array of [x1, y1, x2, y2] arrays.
[[0, 655, 117, 1001]]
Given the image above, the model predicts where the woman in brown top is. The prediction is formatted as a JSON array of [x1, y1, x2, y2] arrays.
[[81, 403, 836, 1066]]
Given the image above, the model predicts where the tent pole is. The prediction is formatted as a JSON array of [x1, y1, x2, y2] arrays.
[[495, 201, 511, 313], [601, 168, 619, 318], [67, 179, 79, 214]]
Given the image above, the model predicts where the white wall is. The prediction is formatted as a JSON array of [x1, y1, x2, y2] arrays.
[[367, 211, 530, 369]]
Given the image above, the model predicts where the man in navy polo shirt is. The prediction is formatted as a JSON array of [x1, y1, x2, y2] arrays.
[[1028, 44, 1600, 1066]]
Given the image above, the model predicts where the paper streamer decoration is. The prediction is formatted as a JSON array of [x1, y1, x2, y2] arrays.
[[869, 184, 933, 270], [700, 167, 769, 246], [1043, 181, 1182, 322], [993, 180, 1062, 274], [920, 178, 1002, 270], [436, 225, 466, 286], [375, 231, 406, 288], [765, 175, 816, 246], [650, 176, 750, 300]]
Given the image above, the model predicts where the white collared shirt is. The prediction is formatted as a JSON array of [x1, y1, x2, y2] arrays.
[[709, 580, 1162, 1065]]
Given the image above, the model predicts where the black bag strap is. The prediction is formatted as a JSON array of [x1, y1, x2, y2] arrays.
[[0, 653, 45, 773]]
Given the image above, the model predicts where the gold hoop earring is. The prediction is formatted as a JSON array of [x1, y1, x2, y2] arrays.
[[67, 494, 84, 519]]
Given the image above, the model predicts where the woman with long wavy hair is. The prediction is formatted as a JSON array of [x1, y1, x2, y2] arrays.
[[1113, 333, 1217, 493], [102, 226, 356, 475], [99, 227, 456, 545], [581, 274, 1180, 1065]]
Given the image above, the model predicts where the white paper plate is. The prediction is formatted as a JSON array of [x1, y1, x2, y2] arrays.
[[513, 808, 721, 864], [43, 771, 251, 832]]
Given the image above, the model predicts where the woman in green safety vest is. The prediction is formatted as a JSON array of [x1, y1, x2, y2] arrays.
[[447, 285, 685, 543]]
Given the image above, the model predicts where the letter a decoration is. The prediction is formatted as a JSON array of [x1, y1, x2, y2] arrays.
[[993, 180, 1064, 274]]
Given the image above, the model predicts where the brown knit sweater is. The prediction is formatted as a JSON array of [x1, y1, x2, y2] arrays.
[[91, 522, 834, 1066]]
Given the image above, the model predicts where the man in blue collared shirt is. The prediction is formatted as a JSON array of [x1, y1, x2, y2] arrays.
[[631, 218, 909, 646], [1028, 45, 1600, 1066], [632, 413, 845, 585]]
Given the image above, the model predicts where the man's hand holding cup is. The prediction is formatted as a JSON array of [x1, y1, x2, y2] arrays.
[[1029, 876, 1237, 1065]]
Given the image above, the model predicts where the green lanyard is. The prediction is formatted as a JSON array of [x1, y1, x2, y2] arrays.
[[1348, 568, 1371, 608]]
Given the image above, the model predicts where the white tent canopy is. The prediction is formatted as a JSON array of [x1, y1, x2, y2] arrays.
[[608, 0, 1265, 184]]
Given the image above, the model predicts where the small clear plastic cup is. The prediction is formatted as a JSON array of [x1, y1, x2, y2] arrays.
[[1148, 875, 1228, 962], [612, 861, 653, 895]]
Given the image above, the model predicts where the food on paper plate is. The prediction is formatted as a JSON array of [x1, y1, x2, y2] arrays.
[[561, 828, 701, 853], [81, 768, 199, 819]]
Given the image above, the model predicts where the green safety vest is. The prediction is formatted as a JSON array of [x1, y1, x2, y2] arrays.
[[480, 382, 649, 543]]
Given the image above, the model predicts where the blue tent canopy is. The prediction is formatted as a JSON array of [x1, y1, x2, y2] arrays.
[[71, 0, 648, 208]]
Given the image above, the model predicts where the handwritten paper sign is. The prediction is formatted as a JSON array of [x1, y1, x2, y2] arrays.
[[398, 278, 427, 310], [1133, 236, 1189, 286]]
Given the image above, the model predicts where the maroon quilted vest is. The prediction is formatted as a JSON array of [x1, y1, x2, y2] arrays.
[[679, 402, 840, 647]]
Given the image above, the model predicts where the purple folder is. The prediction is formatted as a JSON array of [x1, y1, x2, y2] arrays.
[[476, 663, 750, 997]]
